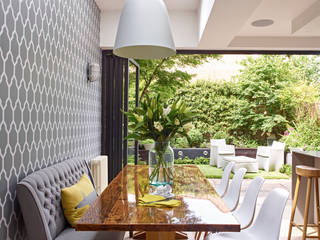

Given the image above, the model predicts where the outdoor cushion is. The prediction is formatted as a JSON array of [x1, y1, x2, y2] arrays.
[[55, 228, 125, 240], [61, 174, 97, 227], [224, 156, 257, 163], [257, 153, 270, 158], [219, 151, 234, 155]]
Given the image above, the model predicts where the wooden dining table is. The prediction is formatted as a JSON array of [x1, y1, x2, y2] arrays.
[[76, 165, 240, 239]]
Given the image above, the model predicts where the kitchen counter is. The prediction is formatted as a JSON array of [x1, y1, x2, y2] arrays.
[[292, 151, 320, 223]]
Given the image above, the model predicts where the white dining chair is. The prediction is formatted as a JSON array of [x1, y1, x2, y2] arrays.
[[215, 162, 235, 197], [222, 168, 247, 211], [198, 176, 264, 240], [232, 176, 264, 229], [206, 188, 289, 240]]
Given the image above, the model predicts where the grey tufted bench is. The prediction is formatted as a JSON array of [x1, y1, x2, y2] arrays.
[[16, 158, 125, 240]]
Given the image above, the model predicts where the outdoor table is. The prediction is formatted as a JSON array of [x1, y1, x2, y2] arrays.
[[76, 165, 240, 240], [222, 156, 259, 173]]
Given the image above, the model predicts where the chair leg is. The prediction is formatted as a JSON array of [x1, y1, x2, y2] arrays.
[[288, 175, 301, 240], [315, 178, 320, 240], [129, 231, 133, 238], [302, 177, 312, 240], [203, 232, 208, 240], [196, 232, 202, 240]]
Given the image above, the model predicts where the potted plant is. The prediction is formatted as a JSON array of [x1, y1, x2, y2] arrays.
[[123, 94, 194, 186]]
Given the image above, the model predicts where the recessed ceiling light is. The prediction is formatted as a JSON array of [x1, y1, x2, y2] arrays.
[[251, 19, 274, 27]]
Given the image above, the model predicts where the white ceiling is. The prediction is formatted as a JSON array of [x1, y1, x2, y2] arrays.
[[95, 0, 200, 11], [95, 0, 320, 51]]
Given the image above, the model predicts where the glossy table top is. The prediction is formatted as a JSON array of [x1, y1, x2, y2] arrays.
[[76, 165, 240, 232]]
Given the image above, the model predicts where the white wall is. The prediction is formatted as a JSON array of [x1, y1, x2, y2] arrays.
[[169, 10, 198, 48], [100, 10, 121, 49]]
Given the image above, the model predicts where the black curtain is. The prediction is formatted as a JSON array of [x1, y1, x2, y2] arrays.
[[101, 53, 127, 182]]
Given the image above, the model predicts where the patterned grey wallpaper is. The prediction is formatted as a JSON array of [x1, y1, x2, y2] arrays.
[[0, 0, 101, 239]]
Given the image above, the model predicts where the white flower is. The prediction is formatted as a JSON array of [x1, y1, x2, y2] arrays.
[[163, 106, 171, 116], [154, 121, 163, 132], [174, 118, 180, 125], [183, 122, 193, 132]]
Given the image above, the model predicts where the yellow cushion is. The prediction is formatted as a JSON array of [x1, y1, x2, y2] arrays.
[[61, 174, 97, 227]]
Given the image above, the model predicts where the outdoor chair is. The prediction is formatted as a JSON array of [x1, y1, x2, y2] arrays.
[[256, 141, 285, 172], [210, 139, 235, 168], [206, 188, 289, 240], [222, 168, 247, 211], [215, 162, 235, 197]]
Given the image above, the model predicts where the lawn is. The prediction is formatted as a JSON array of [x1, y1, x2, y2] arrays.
[[197, 165, 290, 179], [127, 156, 290, 179]]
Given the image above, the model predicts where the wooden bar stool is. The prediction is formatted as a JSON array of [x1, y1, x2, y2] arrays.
[[288, 165, 320, 240]]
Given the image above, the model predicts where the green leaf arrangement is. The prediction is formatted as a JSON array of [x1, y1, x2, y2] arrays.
[[123, 94, 194, 142]]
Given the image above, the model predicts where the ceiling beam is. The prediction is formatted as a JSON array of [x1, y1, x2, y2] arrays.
[[229, 36, 320, 49], [291, 1, 320, 34], [198, 0, 263, 49]]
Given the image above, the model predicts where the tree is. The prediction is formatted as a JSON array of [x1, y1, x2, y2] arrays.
[[236, 55, 320, 139], [135, 54, 221, 102], [168, 55, 320, 147]]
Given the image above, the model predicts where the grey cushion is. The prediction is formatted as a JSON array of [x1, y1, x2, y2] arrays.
[[55, 228, 125, 240], [16, 158, 124, 240]]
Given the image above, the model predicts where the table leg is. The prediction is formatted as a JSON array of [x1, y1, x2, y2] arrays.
[[134, 231, 188, 240], [175, 232, 188, 239], [146, 231, 175, 240], [133, 231, 146, 239]]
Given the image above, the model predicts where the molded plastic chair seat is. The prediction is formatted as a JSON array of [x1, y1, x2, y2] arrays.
[[215, 162, 235, 197], [195, 171, 260, 240], [222, 168, 247, 211], [207, 188, 289, 240], [233, 176, 264, 229]]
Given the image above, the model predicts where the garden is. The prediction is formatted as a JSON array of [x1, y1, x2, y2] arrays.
[[126, 54, 320, 180]]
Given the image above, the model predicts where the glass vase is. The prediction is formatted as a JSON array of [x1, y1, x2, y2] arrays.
[[149, 141, 174, 186]]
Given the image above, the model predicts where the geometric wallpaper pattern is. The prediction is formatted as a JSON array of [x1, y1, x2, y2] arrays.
[[0, 0, 101, 239]]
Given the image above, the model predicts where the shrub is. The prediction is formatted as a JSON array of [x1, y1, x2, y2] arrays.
[[174, 156, 210, 165], [279, 164, 292, 176], [193, 157, 210, 165], [174, 157, 194, 164], [171, 137, 189, 148], [187, 129, 203, 148], [281, 117, 320, 151]]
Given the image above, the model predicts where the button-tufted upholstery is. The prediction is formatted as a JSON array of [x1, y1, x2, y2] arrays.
[[16, 158, 124, 240]]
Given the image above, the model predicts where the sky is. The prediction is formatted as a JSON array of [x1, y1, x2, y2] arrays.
[[185, 54, 250, 82]]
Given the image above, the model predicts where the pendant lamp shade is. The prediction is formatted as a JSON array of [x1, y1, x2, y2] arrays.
[[113, 0, 176, 59]]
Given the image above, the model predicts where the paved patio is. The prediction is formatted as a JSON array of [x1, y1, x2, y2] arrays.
[[125, 178, 314, 240]]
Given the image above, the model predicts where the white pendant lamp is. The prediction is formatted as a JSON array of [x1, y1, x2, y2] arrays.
[[113, 0, 176, 59]]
